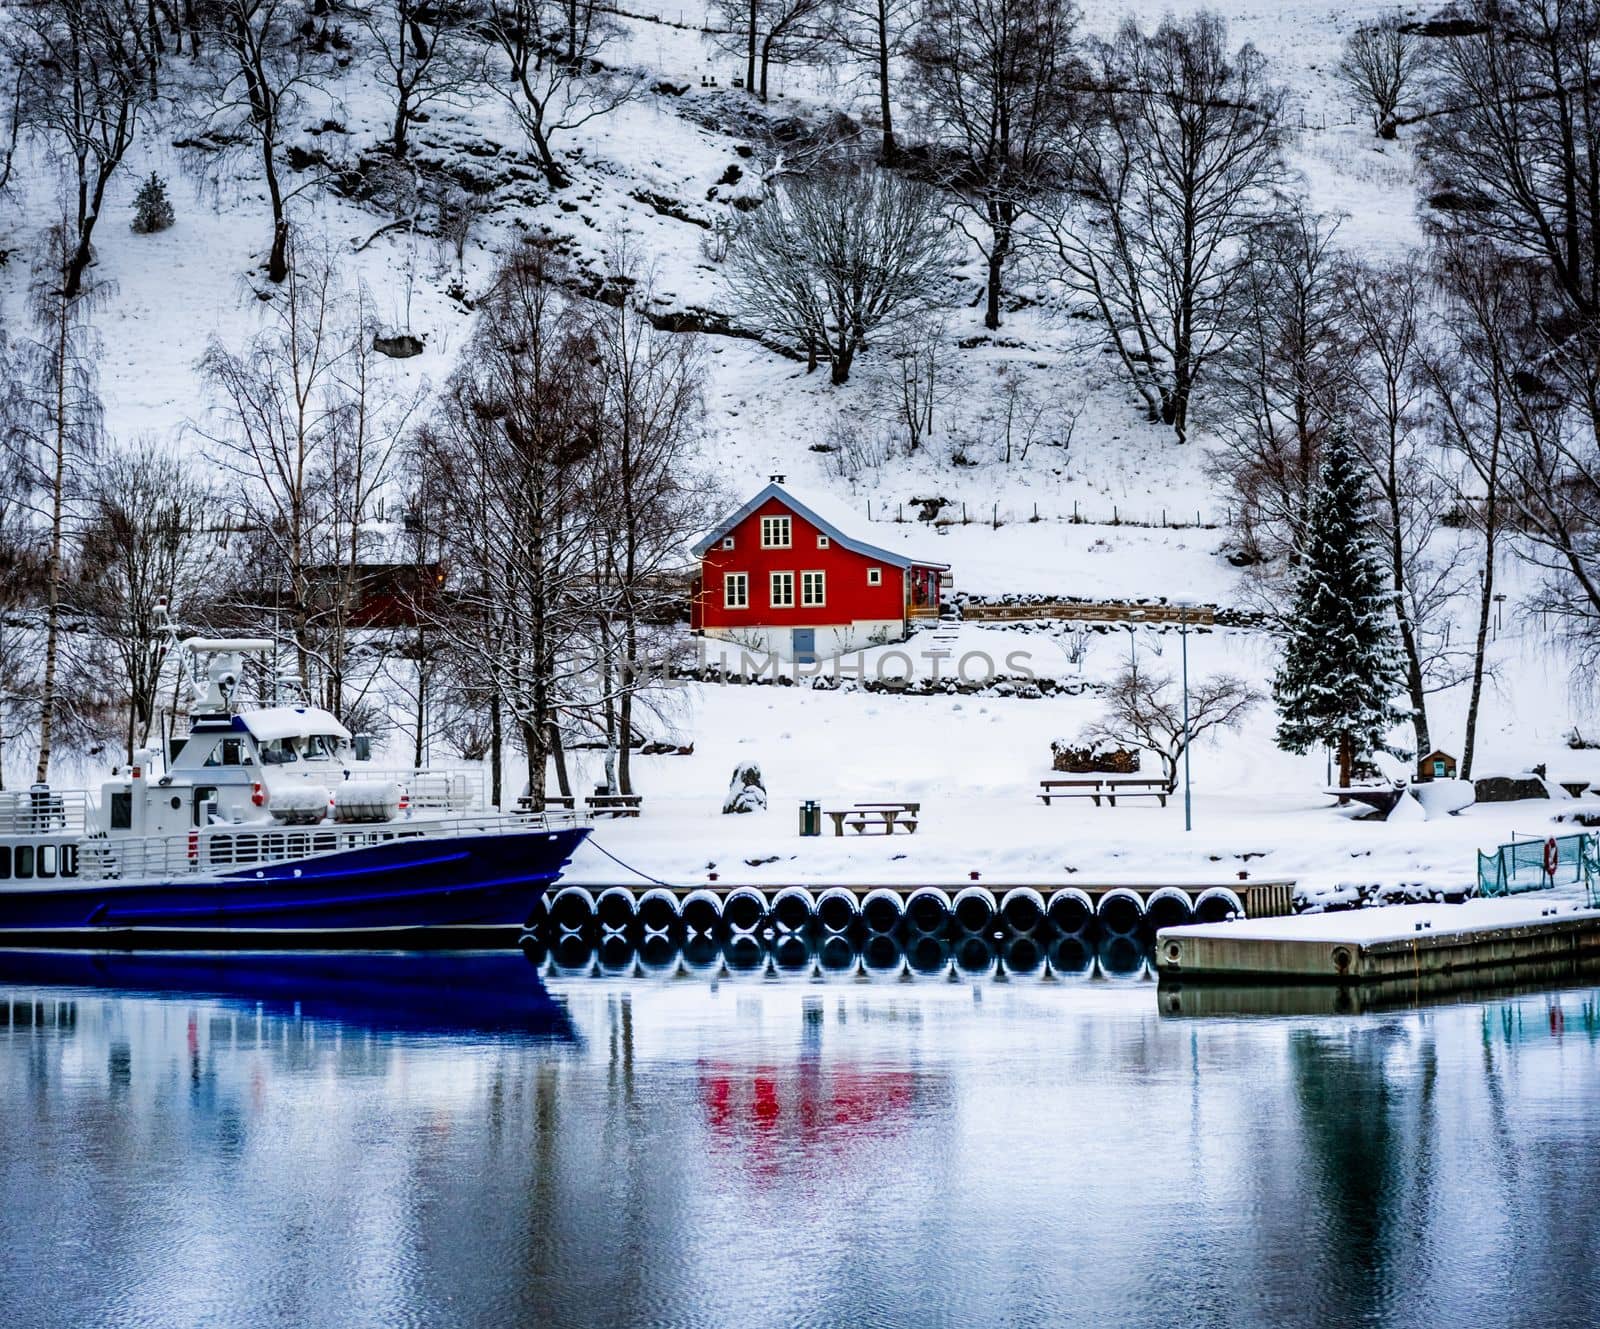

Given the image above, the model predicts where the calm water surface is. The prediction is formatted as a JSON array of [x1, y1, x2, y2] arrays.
[[2, 946, 1598, 1329]]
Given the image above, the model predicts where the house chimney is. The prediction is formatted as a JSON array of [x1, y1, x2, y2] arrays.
[[769, 473, 786, 484]]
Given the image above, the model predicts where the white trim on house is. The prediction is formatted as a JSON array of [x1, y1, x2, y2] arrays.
[[760, 515, 792, 548], [770, 570, 795, 607], [801, 569, 826, 606], [723, 572, 749, 609]]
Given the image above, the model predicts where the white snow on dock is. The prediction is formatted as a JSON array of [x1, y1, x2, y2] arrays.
[[1161, 892, 1600, 947]]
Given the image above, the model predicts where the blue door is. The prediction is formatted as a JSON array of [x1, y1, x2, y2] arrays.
[[792, 628, 817, 664]]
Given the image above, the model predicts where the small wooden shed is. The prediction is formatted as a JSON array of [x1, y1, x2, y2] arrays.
[[1418, 749, 1458, 781]]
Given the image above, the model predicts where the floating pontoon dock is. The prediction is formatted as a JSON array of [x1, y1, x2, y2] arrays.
[[1156, 898, 1600, 984]]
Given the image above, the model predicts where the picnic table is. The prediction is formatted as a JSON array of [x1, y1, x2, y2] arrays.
[[587, 793, 643, 818], [516, 794, 577, 812], [824, 801, 921, 835], [1038, 777, 1176, 807]]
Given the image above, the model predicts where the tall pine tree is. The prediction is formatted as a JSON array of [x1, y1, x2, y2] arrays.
[[1272, 427, 1408, 786]]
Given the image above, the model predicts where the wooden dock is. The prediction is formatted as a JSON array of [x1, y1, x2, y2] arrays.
[[1156, 902, 1600, 983]]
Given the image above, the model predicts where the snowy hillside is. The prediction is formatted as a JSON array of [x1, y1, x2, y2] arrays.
[[2, 0, 1598, 902]]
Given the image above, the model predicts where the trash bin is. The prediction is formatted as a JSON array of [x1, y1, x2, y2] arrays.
[[798, 799, 821, 837]]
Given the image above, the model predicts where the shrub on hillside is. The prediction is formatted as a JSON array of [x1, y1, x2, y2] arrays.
[[131, 173, 175, 234]]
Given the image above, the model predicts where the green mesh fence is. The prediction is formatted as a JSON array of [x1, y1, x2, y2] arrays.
[[1477, 832, 1599, 899]]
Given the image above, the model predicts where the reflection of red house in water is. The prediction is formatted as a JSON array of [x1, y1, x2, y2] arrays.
[[699, 1061, 923, 1178]]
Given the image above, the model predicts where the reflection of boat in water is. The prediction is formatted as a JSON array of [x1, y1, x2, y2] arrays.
[[0, 949, 577, 1041]]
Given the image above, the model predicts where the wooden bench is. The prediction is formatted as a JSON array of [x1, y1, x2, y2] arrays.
[[1039, 778, 1176, 807], [586, 794, 643, 818], [1039, 778, 1109, 806], [1100, 778, 1176, 807], [516, 794, 577, 812], [825, 801, 920, 835]]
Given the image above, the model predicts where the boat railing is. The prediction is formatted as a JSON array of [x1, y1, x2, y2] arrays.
[[0, 788, 93, 836], [353, 767, 485, 813], [77, 809, 582, 882]]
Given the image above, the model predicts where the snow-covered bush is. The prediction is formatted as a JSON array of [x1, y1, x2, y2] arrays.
[[723, 762, 767, 814]]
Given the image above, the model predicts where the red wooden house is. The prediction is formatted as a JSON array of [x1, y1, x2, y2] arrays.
[[690, 478, 950, 661]]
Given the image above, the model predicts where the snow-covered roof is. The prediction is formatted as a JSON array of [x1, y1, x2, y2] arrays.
[[235, 707, 352, 743], [691, 482, 950, 570]]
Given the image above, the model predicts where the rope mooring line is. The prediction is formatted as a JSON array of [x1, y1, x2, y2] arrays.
[[579, 835, 684, 891]]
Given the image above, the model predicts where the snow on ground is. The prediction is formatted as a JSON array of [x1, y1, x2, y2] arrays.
[[551, 621, 1600, 905], [2, 0, 1598, 918]]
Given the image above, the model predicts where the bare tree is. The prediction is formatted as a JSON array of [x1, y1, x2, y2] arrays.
[[831, 0, 917, 159], [584, 254, 711, 796], [1039, 11, 1292, 441], [1417, 1, 1600, 667], [413, 240, 601, 806], [483, 0, 637, 191], [1339, 255, 1465, 764], [318, 287, 422, 719], [1419, 0, 1600, 327], [380, 485, 451, 770], [5, 222, 106, 782], [1210, 205, 1347, 564], [79, 441, 213, 761], [0, 381, 44, 789], [1337, 13, 1423, 139], [712, 0, 833, 103], [7, 0, 157, 295], [727, 165, 957, 383], [199, 249, 342, 695], [190, 0, 332, 282], [990, 365, 1056, 464], [908, 0, 1079, 330], [866, 312, 965, 452], [1419, 238, 1522, 779], [1082, 664, 1259, 787], [196, 247, 412, 720], [355, 0, 479, 158]]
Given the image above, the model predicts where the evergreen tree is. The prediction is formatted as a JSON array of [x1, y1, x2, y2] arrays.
[[1272, 427, 1408, 786], [131, 174, 175, 234]]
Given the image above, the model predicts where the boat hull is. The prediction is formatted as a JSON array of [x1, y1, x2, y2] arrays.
[[0, 826, 590, 947]]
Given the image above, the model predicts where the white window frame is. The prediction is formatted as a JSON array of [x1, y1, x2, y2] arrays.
[[761, 515, 792, 549], [867, 567, 882, 586], [770, 570, 795, 608], [721, 536, 735, 550], [817, 534, 831, 549], [724, 572, 749, 609], [801, 570, 826, 607]]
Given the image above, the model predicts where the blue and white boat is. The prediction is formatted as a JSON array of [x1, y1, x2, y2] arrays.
[[0, 637, 588, 946]]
